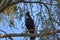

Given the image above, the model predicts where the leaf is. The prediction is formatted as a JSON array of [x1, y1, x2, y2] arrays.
[[2, 5, 17, 16], [57, 0, 60, 8], [57, 0, 60, 3], [20, 13, 23, 17], [13, 5, 17, 11]]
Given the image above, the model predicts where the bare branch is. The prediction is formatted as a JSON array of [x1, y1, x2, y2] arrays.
[[0, 30, 7, 40], [0, 0, 59, 12], [0, 30, 60, 38], [0, 30, 13, 40]]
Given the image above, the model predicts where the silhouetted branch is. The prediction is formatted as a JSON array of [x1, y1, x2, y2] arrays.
[[0, 30, 13, 40], [10, 0, 60, 5], [8, 37, 13, 40], [0, 30, 7, 40], [0, 30, 60, 38], [0, 0, 59, 12]]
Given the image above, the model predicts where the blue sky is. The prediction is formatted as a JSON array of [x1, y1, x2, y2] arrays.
[[0, 0, 59, 40]]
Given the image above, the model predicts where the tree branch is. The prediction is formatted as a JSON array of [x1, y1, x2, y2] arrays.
[[0, 30, 60, 38], [0, 30, 13, 40], [0, 0, 59, 12]]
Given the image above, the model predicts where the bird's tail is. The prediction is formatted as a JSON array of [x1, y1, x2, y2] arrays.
[[29, 29, 35, 40]]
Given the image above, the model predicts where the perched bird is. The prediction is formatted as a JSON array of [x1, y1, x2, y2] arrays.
[[25, 12, 35, 40]]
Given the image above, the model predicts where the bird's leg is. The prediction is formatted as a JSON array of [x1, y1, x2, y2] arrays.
[[25, 28, 29, 34]]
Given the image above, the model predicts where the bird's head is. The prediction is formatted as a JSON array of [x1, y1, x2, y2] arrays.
[[25, 12, 30, 16], [25, 12, 30, 19]]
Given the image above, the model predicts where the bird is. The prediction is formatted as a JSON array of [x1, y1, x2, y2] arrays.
[[25, 12, 35, 40]]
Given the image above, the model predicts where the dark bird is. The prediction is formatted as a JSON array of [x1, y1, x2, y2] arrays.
[[25, 12, 35, 40]]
